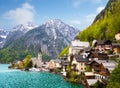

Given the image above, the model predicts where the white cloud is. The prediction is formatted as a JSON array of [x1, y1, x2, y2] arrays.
[[86, 14, 96, 23], [70, 20, 81, 25], [3, 3, 35, 24], [97, 6, 105, 13]]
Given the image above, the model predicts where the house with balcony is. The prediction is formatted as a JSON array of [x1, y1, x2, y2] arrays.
[[88, 52, 109, 61], [69, 37, 90, 55], [71, 54, 89, 74], [93, 40, 112, 53], [87, 60, 117, 80]]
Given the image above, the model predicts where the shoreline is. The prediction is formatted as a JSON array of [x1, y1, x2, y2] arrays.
[[8, 63, 86, 88]]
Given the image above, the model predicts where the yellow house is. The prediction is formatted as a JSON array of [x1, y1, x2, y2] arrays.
[[72, 55, 89, 74], [48, 59, 62, 69]]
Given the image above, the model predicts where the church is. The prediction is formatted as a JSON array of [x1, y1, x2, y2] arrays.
[[31, 48, 42, 68]]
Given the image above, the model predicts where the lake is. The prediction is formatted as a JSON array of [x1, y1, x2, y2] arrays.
[[0, 64, 84, 88]]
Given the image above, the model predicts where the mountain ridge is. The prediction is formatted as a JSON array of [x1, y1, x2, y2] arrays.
[[0, 19, 79, 63]]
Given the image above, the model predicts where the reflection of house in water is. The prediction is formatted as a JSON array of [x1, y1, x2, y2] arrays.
[[31, 48, 42, 68]]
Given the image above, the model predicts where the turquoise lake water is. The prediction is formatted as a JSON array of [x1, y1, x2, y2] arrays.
[[0, 64, 84, 88]]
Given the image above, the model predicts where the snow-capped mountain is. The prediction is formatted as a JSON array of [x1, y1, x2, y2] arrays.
[[0, 29, 9, 48], [44, 19, 79, 43], [4, 19, 79, 58], [3, 22, 38, 48], [13, 22, 38, 33]]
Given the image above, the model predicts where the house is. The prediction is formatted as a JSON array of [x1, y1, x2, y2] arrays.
[[47, 59, 62, 70], [61, 60, 69, 76], [86, 79, 98, 88], [48, 60, 57, 69], [84, 72, 97, 88], [94, 40, 112, 53], [87, 60, 101, 74], [112, 43, 120, 54], [97, 60, 117, 80], [87, 60, 117, 80], [100, 60, 117, 74], [84, 72, 95, 79], [72, 54, 89, 74], [115, 32, 120, 40], [69, 37, 90, 55], [88, 52, 109, 61]]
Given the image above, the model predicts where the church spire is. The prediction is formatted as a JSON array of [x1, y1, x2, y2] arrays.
[[37, 46, 42, 67], [39, 46, 42, 54]]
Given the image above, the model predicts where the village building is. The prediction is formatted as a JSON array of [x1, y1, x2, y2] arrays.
[[48, 59, 62, 69], [84, 72, 98, 88], [93, 40, 112, 53], [86, 79, 98, 88], [72, 54, 89, 74], [47, 60, 56, 70], [88, 52, 109, 61], [69, 37, 90, 55], [87, 60, 117, 80], [84, 72, 95, 79]]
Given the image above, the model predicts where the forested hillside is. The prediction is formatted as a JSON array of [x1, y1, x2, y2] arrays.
[[78, 0, 120, 42]]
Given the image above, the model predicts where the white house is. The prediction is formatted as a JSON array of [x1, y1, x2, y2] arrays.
[[69, 38, 90, 55]]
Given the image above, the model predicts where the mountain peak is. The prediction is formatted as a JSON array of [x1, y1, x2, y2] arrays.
[[13, 22, 38, 33], [44, 19, 65, 28], [46, 19, 63, 24]]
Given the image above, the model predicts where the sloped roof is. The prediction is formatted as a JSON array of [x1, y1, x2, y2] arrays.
[[71, 40, 90, 47], [102, 61, 117, 73], [74, 55, 89, 62], [86, 79, 98, 86], [88, 52, 109, 59], [96, 40, 111, 45], [53, 59, 62, 63], [112, 43, 120, 47]]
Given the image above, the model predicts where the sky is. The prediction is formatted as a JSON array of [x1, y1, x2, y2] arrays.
[[0, 0, 109, 31]]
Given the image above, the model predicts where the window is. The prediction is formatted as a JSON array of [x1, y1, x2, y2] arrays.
[[81, 63, 83, 66], [81, 68, 83, 70]]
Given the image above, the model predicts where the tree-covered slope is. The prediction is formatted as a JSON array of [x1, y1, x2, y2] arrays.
[[0, 19, 79, 63], [78, 0, 120, 42]]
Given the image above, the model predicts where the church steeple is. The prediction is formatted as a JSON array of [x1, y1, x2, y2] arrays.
[[38, 46, 42, 54], [37, 46, 42, 67]]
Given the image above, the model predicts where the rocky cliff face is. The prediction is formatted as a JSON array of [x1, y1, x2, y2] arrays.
[[9, 19, 79, 58], [1, 19, 79, 62]]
